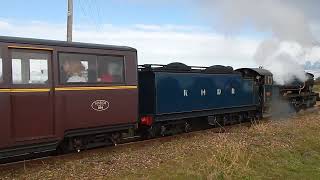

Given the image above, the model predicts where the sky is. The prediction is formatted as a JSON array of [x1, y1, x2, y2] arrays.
[[0, 0, 320, 70]]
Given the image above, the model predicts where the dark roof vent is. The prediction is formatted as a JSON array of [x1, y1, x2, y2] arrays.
[[204, 65, 234, 74], [163, 62, 191, 71]]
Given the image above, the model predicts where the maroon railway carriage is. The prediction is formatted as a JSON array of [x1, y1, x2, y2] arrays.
[[0, 36, 138, 161]]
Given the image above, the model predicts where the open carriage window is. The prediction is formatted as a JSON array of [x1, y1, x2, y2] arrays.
[[59, 53, 124, 84], [11, 49, 49, 84]]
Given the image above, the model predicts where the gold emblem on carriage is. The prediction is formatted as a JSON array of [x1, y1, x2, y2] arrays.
[[91, 100, 110, 111]]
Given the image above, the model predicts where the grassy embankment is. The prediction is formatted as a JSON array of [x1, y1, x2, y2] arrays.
[[1, 109, 320, 179], [314, 83, 320, 92]]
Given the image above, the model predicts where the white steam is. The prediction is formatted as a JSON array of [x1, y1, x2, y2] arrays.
[[254, 39, 307, 84], [199, 0, 319, 84]]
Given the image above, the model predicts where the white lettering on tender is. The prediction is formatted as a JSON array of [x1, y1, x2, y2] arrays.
[[231, 88, 236, 94], [217, 89, 222, 95], [201, 89, 206, 96], [184, 90, 188, 97]]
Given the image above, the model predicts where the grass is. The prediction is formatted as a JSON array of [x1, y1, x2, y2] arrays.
[[1, 108, 320, 179], [314, 84, 320, 92]]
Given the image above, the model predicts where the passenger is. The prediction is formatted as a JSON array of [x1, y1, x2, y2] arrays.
[[63, 60, 87, 83], [99, 62, 122, 83]]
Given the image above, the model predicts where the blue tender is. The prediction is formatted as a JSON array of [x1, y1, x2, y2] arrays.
[[139, 70, 260, 120]]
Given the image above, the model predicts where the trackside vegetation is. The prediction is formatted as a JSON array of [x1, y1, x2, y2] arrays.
[[1, 108, 320, 179]]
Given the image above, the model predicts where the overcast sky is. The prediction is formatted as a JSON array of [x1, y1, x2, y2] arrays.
[[0, 0, 320, 69]]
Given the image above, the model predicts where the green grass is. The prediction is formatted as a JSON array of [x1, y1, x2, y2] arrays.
[[1, 110, 320, 179]]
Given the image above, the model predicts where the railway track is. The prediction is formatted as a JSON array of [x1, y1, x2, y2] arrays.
[[0, 120, 264, 168], [1, 104, 319, 168]]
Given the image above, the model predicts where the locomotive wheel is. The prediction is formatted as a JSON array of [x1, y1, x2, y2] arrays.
[[294, 106, 301, 112]]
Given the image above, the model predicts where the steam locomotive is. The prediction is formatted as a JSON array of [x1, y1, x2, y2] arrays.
[[138, 64, 318, 137], [273, 73, 318, 112], [0, 36, 318, 163]]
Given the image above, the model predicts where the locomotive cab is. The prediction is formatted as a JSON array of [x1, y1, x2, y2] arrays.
[[236, 68, 273, 117]]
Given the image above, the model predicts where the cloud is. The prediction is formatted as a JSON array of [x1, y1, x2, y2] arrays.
[[0, 20, 263, 68], [196, 0, 320, 82], [198, 0, 319, 44], [0, 21, 10, 29]]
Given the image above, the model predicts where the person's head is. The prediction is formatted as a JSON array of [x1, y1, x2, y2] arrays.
[[107, 62, 120, 76], [63, 59, 85, 76]]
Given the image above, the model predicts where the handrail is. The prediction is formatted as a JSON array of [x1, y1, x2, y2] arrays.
[[138, 64, 207, 70]]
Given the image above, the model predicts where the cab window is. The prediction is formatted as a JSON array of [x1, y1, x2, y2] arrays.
[[265, 76, 272, 85], [265, 76, 268, 84], [11, 49, 49, 84], [269, 76, 273, 84], [59, 53, 124, 84]]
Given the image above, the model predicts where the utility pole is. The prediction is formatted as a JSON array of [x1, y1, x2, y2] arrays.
[[67, 0, 73, 42]]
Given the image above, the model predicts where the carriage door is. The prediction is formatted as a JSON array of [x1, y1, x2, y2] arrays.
[[10, 48, 54, 142]]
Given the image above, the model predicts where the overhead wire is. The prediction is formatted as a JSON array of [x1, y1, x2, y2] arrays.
[[87, 0, 102, 32], [92, 0, 103, 31], [77, 0, 103, 32]]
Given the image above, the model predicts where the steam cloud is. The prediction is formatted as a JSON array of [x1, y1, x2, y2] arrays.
[[199, 0, 320, 84]]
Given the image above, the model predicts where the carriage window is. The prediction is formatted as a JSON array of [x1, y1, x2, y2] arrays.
[[11, 50, 49, 84], [59, 53, 95, 83], [97, 56, 124, 83], [0, 50, 2, 83], [59, 53, 124, 84], [0, 59, 2, 83]]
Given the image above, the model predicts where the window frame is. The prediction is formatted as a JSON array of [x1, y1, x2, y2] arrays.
[[264, 76, 272, 85], [58, 52, 126, 85], [0, 48, 3, 84], [9, 48, 52, 88]]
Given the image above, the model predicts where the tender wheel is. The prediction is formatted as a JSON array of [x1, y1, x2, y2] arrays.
[[184, 122, 191, 133], [147, 125, 159, 139], [160, 125, 166, 137]]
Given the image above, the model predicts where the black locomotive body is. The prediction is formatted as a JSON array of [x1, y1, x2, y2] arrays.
[[273, 73, 318, 111]]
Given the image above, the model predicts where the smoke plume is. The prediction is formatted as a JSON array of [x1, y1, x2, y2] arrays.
[[199, 0, 320, 84]]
